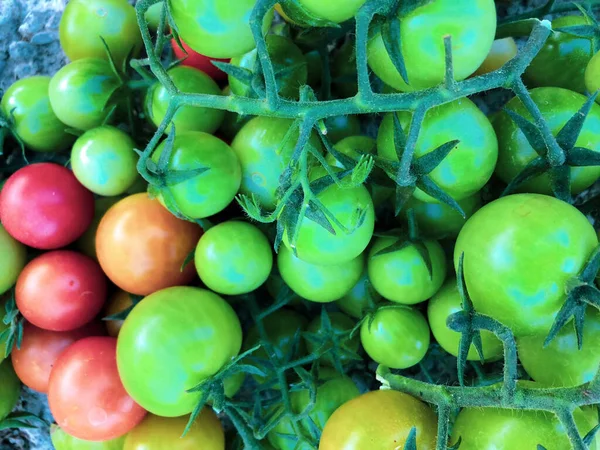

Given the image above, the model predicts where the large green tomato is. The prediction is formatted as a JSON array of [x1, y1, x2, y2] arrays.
[[493, 87, 600, 195], [1, 76, 73, 152], [367, 0, 496, 92], [169, 0, 274, 59], [377, 98, 498, 203], [116, 286, 242, 417], [0, 360, 20, 421], [151, 131, 242, 219], [0, 224, 26, 295], [146, 66, 224, 134], [585, 51, 600, 99], [51, 425, 125, 450], [71, 126, 138, 196], [428, 278, 503, 361], [336, 268, 382, 319], [304, 312, 359, 367], [455, 194, 598, 338]]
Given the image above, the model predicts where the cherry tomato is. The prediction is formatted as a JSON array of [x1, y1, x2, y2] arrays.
[[144, 2, 163, 33], [1, 76, 74, 152], [304, 312, 360, 367], [96, 193, 202, 296], [51, 424, 126, 450], [287, 0, 366, 24], [76, 196, 124, 261], [103, 290, 134, 337], [585, 50, 600, 98], [472, 38, 518, 76], [455, 194, 598, 337], [117, 286, 242, 417], [0, 163, 94, 249], [171, 39, 230, 80], [336, 268, 382, 319], [0, 225, 26, 296], [71, 126, 138, 196], [0, 360, 20, 421], [319, 390, 437, 450]]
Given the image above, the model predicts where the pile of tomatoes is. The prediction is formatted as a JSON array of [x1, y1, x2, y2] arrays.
[[1, 0, 600, 449]]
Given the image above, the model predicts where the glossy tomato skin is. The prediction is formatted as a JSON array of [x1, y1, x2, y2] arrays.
[[147, 66, 224, 134], [195, 221, 273, 295], [0, 163, 94, 249], [151, 132, 241, 219], [123, 410, 224, 450], [472, 37, 518, 76], [0, 360, 20, 421], [95, 193, 202, 296], [16, 251, 107, 332], [455, 194, 598, 337], [585, 51, 600, 99], [305, 312, 360, 367], [49, 58, 122, 131], [71, 126, 138, 196], [319, 390, 437, 450], [11, 322, 104, 393], [360, 306, 430, 369], [0, 225, 26, 296], [0, 76, 73, 152], [295, 0, 365, 24], [117, 286, 242, 417], [171, 39, 230, 80], [103, 290, 134, 337], [377, 98, 498, 203], [51, 424, 126, 450], [428, 278, 503, 361], [76, 196, 123, 261], [494, 87, 600, 194], [59, 0, 142, 67], [367, 0, 496, 92], [278, 246, 364, 303], [49, 337, 146, 441], [336, 268, 382, 318], [169, 0, 274, 59]]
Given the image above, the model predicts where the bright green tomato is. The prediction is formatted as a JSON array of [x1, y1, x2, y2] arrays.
[[50, 425, 125, 450], [518, 308, 600, 387], [331, 40, 357, 98], [169, 0, 274, 59], [71, 126, 138, 196], [0, 360, 20, 421], [49, 58, 122, 131], [586, 51, 600, 99], [377, 98, 498, 203], [278, 245, 364, 303], [0, 224, 26, 295], [147, 66, 224, 134], [230, 116, 323, 210], [336, 268, 382, 319], [229, 35, 307, 99], [290, 0, 366, 24], [360, 306, 430, 369], [428, 278, 503, 361], [455, 194, 598, 338], [151, 131, 241, 219], [59, 0, 142, 68], [218, 86, 253, 141], [145, 2, 163, 33], [525, 15, 594, 94], [368, 236, 446, 305], [1, 76, 73, 152], [194, 220, 273, 295], [76, 196, 122, 260], [493, 87, 600, 195], [323, 116, 361, 144], [116, 286, 242, 417], [304, 312, 360, 367], [367, 0, 496, 92]]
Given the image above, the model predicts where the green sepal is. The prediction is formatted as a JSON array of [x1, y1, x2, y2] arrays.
[[412, 140, 459, 175], [403, 427, 418, 450], [381, 16, 409, 85]]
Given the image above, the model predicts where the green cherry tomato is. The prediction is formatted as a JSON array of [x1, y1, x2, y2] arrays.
[[117, 286, 242, 417], [360, 306, 430, 369], [428, 278, 503, 361], [331, 40, 357, 98], [151, 131, 242, 219], [1, 76, 73, 152], [493, 87, 600, 195], [304, 312, 360, 367], [525, 15, 594, 94], [0, 224, 27, 295], [194, 221, 273, 295], [71, 126, 138, 196], [368, 236, 447, 305], [169, 0, 274, 59], [0, 360, 20, 421], [278, 245, 364, 303], [367, 0, 496, 92], [147, 66, 224, 134], [144, 2, 164, 33], [59, 0, 142, 68], [76, 196, 123, 261], [455, 194, 598, 338], [336, 268, 382, 319], [518, 308, 600, 387], [377, 98, 498, 203], [323, 115, 361, 144], [51, 425, 125, 450], [49, 59, 122, 131], [585, 51, 600, 99], [230, 35, 307, 100], [292, 0, 366, 24]]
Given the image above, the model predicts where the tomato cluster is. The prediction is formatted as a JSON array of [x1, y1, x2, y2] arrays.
[[1, 0, 600, 449]]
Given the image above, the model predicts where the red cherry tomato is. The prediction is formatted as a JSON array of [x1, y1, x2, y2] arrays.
[[171, 39, 229, 81], [48, 336, 146, 441], [16, 251, 107, 331], [0, 163, 94, 249]]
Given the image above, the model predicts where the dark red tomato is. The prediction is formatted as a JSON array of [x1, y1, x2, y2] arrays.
[[11, 321, 105, 393], [16, 251, 107, 331], [171, 39, 229, 81], [0, 163, 94, 249], [48, 336, 146, 441]]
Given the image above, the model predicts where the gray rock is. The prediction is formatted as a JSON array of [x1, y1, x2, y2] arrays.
[[18, 10, 52, 37], [9, 42, 35, 61], [31, 31, 59, 45]]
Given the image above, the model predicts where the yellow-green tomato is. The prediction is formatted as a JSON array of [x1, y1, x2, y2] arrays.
[[304, 312, 360, 367], [76, 196, 123, 260], [146, 66, 224, 134], [0, 224, 27, 295], [293, 0, 366, 24], [144, 2, 164, 33], [51, 425, 125, 450], [586, 51, 600, 99], [428, 278, 503, 361], [472, 37, 518, 76], [194, 221, 273, 295], [336, 268, 382, 319]]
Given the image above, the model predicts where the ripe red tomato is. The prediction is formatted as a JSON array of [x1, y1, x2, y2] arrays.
[[0, 163, 94, 249], [48, 336, 146, 441], [171, 39, 229, 80]]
